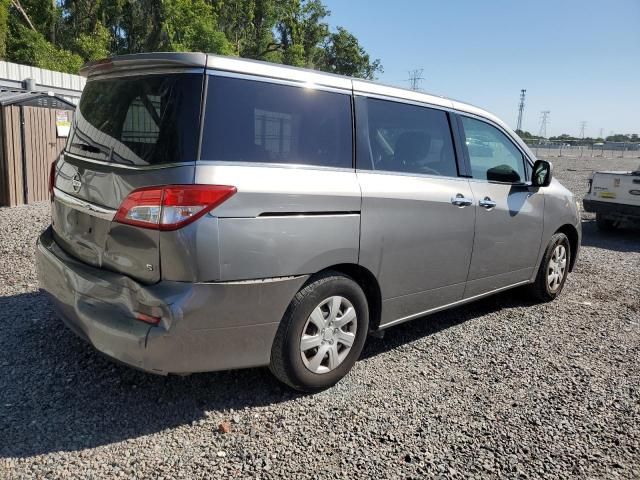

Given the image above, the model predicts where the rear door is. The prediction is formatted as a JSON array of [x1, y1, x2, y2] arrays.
[[355, 97, 476, 326], [457, 115, 544, 297], [52, 71, 204, 283]]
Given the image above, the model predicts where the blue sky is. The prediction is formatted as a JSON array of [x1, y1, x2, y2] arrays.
[[323, 0, 640, 137]]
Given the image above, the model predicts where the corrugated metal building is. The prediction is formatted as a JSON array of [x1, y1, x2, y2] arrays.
[[0, 61, 85, 104]]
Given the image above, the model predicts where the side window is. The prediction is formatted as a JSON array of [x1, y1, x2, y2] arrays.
[[357, 97, 458, 177], [461, 116, 526, 183], [201, 76, 352, 168]]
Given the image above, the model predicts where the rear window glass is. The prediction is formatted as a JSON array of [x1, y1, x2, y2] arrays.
[[69, 73, 202, 166], [201, 76, 352, 169]]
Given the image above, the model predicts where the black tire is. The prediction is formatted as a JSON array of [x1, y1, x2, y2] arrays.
[[527, 232, 571, 302], [270, 271, 369, 392], [596, 213, 616, 232]]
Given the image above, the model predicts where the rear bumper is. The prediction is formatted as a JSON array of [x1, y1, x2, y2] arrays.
[[36, 226, 307, 374], [583, 198, 640, 219]]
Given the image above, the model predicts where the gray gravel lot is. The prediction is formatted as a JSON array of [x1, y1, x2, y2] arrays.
[[1, 156, 639, 479]]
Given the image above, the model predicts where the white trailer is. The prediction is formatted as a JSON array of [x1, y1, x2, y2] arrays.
[[583, 166, 640, 230]]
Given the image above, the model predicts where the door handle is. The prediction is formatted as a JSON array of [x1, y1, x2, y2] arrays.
[[479, 197, 497, 209], [451, 193, 473, 207]]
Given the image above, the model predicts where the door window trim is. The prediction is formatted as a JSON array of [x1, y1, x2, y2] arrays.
[[455, 112, 533, 184]]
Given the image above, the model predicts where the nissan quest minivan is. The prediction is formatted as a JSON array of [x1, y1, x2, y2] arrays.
[[36, 53, 581, 391]]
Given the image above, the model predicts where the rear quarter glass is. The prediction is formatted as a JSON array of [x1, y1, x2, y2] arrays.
[[200, 76, 353, 169], [67, 73, 203, 166]]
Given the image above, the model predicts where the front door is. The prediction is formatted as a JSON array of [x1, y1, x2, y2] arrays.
[[458, 115, 544, 298]]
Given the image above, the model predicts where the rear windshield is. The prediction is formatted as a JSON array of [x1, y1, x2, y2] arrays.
[[201, 76, 353, 169], [68, 73, 202, 166]]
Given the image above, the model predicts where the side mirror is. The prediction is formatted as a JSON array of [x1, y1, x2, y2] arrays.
[[532, 160, 552, 187]]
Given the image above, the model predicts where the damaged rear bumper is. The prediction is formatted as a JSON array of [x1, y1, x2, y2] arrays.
[[36, 226, 307, 374]]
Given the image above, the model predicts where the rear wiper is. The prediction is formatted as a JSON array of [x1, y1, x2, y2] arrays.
[[70, 142, 102, 154]]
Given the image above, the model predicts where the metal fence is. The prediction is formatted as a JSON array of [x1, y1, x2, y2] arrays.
[[526, 144, 640, 159]]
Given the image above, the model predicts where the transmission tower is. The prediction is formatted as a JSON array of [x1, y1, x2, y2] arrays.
[[516, 89, 526, 132], [538, 111, 550, 138], [407, 69, 425, 91], [579, 121, 588, 139]]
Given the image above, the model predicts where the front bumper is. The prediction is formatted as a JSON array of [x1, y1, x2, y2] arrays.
[[36, 226, 307, 374]]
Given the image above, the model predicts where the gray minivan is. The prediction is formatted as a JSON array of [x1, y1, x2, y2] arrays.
[[36, 53, 581, 391]]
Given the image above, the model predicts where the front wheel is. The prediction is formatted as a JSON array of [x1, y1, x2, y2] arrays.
[[527, 233, 571, 302], [269, 271, 369, 392]]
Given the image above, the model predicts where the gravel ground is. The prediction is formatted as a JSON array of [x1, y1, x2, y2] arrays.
[[1, 156, 639, 479]]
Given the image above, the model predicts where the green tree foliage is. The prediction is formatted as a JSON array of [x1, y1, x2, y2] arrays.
[[161, 0, 232, 53], [605, 133, 639, 143], [74, 22, 111, 61], [7, 18, 84, 73], [1, 0, 381, 79], [319, 27, 382, 79], [0, 0, 10, 57]]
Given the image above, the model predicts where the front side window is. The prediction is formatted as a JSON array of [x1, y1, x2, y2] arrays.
[[201, 76, 352, 169], [357, 97, 458, 177], [461, 116, 526, 183]]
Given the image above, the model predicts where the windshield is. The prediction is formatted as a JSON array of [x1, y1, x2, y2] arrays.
[[68, 73, 203, 166]]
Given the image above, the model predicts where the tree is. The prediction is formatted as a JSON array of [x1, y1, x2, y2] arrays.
[[2, 0, 382, 79], [161, 0, 232, 54], [7, 19, 83, 73], [276, 0, 329, 67], [214, 0, 281, 60], [0, 0, 9, 57], [319, 27, 382, 79], [606, 134, 629, 142]]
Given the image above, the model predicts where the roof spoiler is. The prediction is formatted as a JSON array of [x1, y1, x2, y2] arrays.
[[80, 52, 208, 78]]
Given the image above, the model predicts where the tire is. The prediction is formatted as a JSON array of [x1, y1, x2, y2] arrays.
[[270, 271, 369, 392], [527, 232, 571, 302], [596, 213, 616, 232]]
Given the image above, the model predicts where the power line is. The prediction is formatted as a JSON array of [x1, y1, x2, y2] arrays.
[[579, 121, 588, 139], [538, 111, 550, 138], [516, 89, 526, 132], [407, 69, 425, 91]]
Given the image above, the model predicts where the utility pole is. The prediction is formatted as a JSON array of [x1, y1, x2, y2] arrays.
[[516, 89, 526, 132], [538, 111, 550, 138], [579, 121, 587, 139], [407, 69, 425, 91]]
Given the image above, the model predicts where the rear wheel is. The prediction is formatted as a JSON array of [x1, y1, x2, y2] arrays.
[[270, 271, 369, 392], [528, 233, 570, 302], [596, 213, 616, 232]]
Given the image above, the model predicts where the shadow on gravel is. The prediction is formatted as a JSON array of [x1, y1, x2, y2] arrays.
[[0, 287, 535, 459], [580, 219, 640, 253], [0, 292, 293, 459], [361, 288, 537, 361]]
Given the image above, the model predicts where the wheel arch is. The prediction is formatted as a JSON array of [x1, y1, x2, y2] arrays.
[[305, 264, 383, 333], [555, 223, 579, 272]]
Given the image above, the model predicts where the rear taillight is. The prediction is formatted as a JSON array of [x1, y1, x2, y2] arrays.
[[114, 185, 236, 231], [48, 160, 57, 200]]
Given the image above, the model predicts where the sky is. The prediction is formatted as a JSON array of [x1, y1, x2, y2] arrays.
[[322, 0, 640, 138]]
